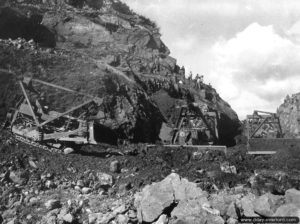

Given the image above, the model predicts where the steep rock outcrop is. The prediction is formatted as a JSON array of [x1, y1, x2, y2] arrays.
[[0, 7, 55, 47], [0, 0, 240, 145], [277, 94, 300, 137]]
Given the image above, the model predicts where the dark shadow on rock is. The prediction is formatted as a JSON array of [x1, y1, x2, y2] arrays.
[[132, 98, 164, 143], [94, 123, 118, 145], [218, 113, 241, 147], [0, 71, 14, 121], [74, 148, 122, 158], [32, 24, 56, 47], [0, 7, 56, 47]]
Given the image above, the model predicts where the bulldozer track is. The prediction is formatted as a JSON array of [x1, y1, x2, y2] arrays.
[[1, 120, 63, 154], [14, 135, 63, 154]]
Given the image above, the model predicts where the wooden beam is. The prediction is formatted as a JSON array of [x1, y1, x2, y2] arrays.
[[173, 128, 206, 130], [32, 78, 100, 100], [247, 151, 276, 155], [192, 106, 219, 142], [277, 117, 283, 137], [172, 117, 184, 144], [254, 110, 276, 115], [247, 115, 274, 119], [250, 117, 268, 138], [38, 99, 93, 127], [19, 81, 39, 126]]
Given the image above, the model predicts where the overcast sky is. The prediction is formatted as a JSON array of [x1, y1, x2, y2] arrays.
[[123, 0, 300, 119]]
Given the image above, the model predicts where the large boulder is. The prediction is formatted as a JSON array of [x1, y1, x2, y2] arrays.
[[239, 193, 258, 217], [42, 13, 113, 47], [134, 173, 222, 223], [171, 198, 208, 219], [134, 173, 179, 223], [285, 189, 300, 206], [274, 203, 300, 219], [210, 193, 242, 217], [209, 194, 228, 216], [253, 193, 284, 217], [226, 202, 238, 219]]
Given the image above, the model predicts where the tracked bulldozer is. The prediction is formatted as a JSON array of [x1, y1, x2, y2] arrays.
[[4, 76, 103, 153], [246, 110, 289, 154], [150, 103, 227, 153]]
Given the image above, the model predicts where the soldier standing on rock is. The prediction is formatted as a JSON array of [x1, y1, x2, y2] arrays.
[[199, 75, 204, 89], [188, 72, 193, 85], [153, 56, 160, 74], [181, 66, 185, 76], [171, 75, 179, 92], [195, 73, 200, 88], [195, 74, 204, 89], [179, 66, 185, 79]]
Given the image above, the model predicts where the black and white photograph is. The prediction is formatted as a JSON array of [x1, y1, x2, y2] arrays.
[[0, 0, 299, 223]]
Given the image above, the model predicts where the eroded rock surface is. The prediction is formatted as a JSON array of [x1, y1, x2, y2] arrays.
[[0, 0, 240, 145], [135, 173, 217, 223]]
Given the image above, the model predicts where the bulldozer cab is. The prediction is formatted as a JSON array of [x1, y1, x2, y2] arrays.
[[171, 103, 219, 145]]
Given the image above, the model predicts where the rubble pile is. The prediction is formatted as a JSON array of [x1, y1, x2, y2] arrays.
[[0, 135, 134, 223], [0, 133, 299, 223], [0, 38, 37, 51], [0, 140, 299, 224], [134, 173, 300, 224]]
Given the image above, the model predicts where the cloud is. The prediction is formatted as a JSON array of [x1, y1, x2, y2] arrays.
[[123, 0, 300, 118], [209, 23, 300, 119]]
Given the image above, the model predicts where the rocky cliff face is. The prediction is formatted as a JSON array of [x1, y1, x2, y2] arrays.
[[277, 94, 300, 138], [0, 0, 240, 145]]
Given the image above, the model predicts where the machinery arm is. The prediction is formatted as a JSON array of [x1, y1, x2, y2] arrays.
[[30, 78, 103, 105], [250, 117, 268, 138], [38, 99, 94, 127], [19, 81, 40, 126], [18, 77, 104, 127], [190, 104, 219, 141]]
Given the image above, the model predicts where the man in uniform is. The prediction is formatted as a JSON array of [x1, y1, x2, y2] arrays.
[[188, 72, 193, 85], [194, 73, 200, 88], [181, 66, 185, 77]]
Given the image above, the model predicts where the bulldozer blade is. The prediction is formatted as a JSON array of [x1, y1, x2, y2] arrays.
[[147, 144, 227, 154], [247, 138, 300, 154]]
